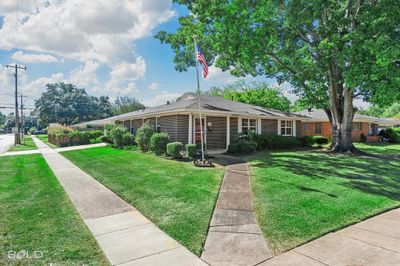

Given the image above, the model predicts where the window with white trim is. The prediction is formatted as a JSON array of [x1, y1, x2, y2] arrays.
[[280, 120, 293, 136], [241, 118, 257, 134]]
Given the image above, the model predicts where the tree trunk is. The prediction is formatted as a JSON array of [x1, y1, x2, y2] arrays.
[[326, 61, 356, 153]]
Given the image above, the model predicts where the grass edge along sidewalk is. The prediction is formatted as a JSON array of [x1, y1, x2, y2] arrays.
[[0, 154, 109, 265], [246, 144, 400, 255], [62, 146, 225, 256]]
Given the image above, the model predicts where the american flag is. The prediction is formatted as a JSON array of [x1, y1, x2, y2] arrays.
[[196, 43, 208, 78]]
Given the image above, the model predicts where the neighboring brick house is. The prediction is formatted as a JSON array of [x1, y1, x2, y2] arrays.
[[105, 93, 306, 153], [295, 109, 398, 142]]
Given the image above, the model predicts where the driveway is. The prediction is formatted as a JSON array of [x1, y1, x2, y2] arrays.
[[0, 134, 14, 155]]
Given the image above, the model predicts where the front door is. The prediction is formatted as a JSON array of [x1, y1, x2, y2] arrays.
[[194, 118, 206, 147]]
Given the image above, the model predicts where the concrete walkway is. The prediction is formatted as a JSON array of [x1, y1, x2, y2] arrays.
[[32, 136, 206, 266], [261, 207, 400, 266], [201, 155, 272, 266], [1, 149, 41, 157]]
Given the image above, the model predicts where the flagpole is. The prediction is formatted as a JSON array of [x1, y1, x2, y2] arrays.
[[193, 35, 205, 162]]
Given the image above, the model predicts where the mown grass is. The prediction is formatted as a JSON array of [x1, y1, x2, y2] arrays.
[[36, 134, 57, 148], [7, 135, 37, 152], [62, 147, 224, 255], [0, 154, 108, 265], [355, 142, 400, 155], [245, 144, 400, 255]]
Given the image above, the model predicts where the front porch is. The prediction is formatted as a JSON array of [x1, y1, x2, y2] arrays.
[[187, 114, 300, 153]]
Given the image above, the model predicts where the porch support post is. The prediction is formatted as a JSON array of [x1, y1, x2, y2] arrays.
[[293, 119, 297, 137], [188, 114, 193, 144], [257, 118, 262, 134], [277, 120, 281, 135], [238, 118, 242, 133], [226, 117, 230, 150]]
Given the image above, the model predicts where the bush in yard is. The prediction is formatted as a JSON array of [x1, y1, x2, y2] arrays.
[[185, 144, 197, 158], [135, 121, 155, 152], [313, 136, 329, 146], [299, 136, 316, 147], [167, 142, 183, 158], [360, 133, 367, 142], [100, 135, 109, 143], [247, 131, 266, 150], [150, 132, 170, 155], [110, 126, 128, 148], [379, 128, 400, 143], [122, 133, 135, 146], [263, 135, 299, 149], [228, 140, 256, 154]]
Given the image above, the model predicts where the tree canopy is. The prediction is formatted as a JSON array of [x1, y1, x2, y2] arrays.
[[156, 0, 400, 151], [206, 81, 291, 112], [111, 96, 145, 115], [359, 102, 400, 118], [34, 83, 112, 126]]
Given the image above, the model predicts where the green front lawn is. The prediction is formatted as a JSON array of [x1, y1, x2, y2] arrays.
[[62, 147, 224, 255], [245, 145, 400, 255], [7, 135, 37, 152], [355, 142, 400, 155], [0, 154, 108, 265]]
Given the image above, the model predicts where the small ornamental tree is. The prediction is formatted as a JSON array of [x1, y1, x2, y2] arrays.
[[135, 121, 155, 152]]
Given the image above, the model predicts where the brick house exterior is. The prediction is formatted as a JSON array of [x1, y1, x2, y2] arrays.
[[296, 109, 385, 142]]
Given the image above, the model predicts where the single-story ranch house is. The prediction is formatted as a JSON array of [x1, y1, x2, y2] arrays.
[[296, 109, 399, 142], [110, 93, 306, 153], [71, 92, 399, 153]]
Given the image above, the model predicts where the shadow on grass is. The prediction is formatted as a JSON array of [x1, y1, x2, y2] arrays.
[[250, 150, 400, 201]]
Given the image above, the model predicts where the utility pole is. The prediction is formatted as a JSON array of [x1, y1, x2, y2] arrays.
[[6, 64, 26, 145], [20, 94, 27, 144]]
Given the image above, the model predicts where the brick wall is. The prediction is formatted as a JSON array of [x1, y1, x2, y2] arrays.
[[300, 121, 371, 141], [159, 115, 189, 144]]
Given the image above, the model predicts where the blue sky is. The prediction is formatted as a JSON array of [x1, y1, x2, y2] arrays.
[[0, 1, 366, 114]]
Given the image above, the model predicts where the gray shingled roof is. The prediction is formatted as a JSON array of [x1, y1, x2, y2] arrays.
[[111, 92, 306, 121], [296, 109, 400, 125]]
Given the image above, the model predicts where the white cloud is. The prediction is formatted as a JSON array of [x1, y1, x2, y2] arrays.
[[21, 73, 65, 96], [11, 51, 58, 63], [110, 60, 146, 82], [148, 82, 158, 91], [69, 61, 99, 86], [205, 66, 237, 84], [142, 91, 181, 107], [0, 0, 174, 63]]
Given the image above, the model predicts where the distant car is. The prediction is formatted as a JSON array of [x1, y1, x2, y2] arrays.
[[35, 130, 46, 135]]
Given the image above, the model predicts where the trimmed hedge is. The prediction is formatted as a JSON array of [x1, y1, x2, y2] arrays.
[[314, 136, 329, 145], [150, 132, 170, 155], [299, 136, 315, 147], [49, 130, 104, 147], [227, 140, 256, 154], [185, 144, 197, 158], [167, 142, 183, 158]]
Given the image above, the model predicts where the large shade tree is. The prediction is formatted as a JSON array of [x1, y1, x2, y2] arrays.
[[156, 0, 400, 152], [35, 83, 112, 125]]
